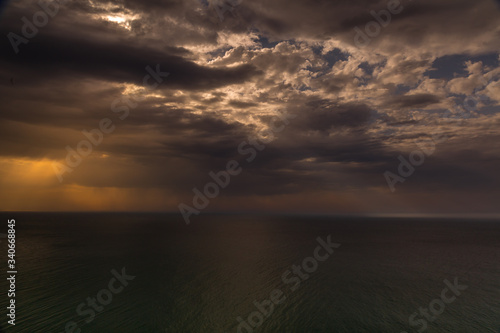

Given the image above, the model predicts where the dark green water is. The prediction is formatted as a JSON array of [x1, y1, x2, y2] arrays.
[[0, 213, 498, 332]]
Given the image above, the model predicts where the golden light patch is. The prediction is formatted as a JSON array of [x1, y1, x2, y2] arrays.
[[122, 83, 145, 96], [0, 158, 59, 188], [100, 14, 138, 30], [0, 156, 179, 211]]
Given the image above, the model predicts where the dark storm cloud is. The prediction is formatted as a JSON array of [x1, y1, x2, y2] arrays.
[[228, 100, 258, 108], [385, 93, 441, 108], [214, 0, 498, 48], [0, 32, 261, 91], [387, 138, 500, 192], [121, 0, 182, 12], [212, 134, 399, 196], [301, 100, 374, 130], [64, 99, 391, 194]]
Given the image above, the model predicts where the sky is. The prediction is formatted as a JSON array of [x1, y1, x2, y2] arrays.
[[0, 0, 499, 214]]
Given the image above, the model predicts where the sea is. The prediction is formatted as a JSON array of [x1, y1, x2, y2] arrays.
[[0, 212, 498, 332]]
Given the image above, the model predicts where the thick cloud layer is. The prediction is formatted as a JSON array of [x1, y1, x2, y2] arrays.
[[0, 0, 499, 214]]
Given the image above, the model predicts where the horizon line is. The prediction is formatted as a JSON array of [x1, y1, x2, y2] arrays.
[[1, 211, 500, 219]]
